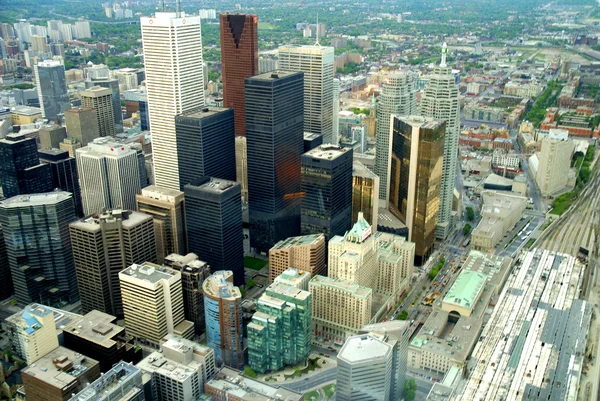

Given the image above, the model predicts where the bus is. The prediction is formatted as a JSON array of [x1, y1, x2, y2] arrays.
[[462, 238, 471, 248]]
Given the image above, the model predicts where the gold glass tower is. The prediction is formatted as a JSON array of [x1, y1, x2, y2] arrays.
[[388, 115, 445, 265]]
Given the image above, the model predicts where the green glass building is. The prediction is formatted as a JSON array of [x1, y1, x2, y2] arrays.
[[248, 283, 311, 373]]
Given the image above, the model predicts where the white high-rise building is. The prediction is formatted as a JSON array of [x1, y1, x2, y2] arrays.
[[420, 43, 461, 239], [536, 129, 574, 196], [333, 78, 340, 145], [120, 262, 195, 346], [76, 137, 142, 216], [141, 12, 205, 190], [278, 45, 335, 144], [374, 72, 417, 205], [74, 20, 91, 39]]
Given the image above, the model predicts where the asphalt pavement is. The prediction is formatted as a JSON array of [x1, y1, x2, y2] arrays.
[[280, 369, 337, 393]]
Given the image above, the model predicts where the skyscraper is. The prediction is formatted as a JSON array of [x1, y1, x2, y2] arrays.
[[34, 60, 70, 120], [374, 72, 417, 204], [184, 177, 244, 286], [268, 234, 326, 282], [80, 86, 116, 137], [203, 271, 244, 369], [0, 192, 79, 305], [278, 45, 335, 144], [245, 71, 304, 252], [220, 14, 258, 136], [38, 148, 84, 217], [389, 116, 445, 265], [163, 253, 212, 334], [119, 262, 195, 346], [248, 283, 311, 373], [535, 129, 574, 196], [39, 125, 67, 149], [0, 133, 53, 199], [333, 78, 340, 144], [235, 136, 248, 202], [136, 185, 187, 264], [301, 144, 353, 240], [141, 11, 205, 189], [175, 107, 236, 190], [85, 78, 123, 132], [420, 43, 461, 239], [76, 138, 142, 216], [337, 334, 394, 401], [352, 161, 379, 230], [69, 209, 156, 316], [64, 107, 101, 147], [0, 227, 12, 299]]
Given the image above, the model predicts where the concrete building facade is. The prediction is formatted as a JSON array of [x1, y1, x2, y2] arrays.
[[80, 86, 115, 137], [268, 234, 326, 283]]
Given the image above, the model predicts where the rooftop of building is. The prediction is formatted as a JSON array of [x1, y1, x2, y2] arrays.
[[484, 173, 514, 187], [8, 105, 42, 116], [120, 262, 178, 285], [342, 212, 373, 243], [161, 334, 213, 358], [63, 310, 124, 348], [71, 210, 151, 231], [139, 185, 184, 201], [206, 367, 302, 401], [22, 346, 99, 389], [178, 106, 230, 119], [266, 282, 311, 301], [247, 70, 303, 82], [0, 191, 71, 208], [426, 383, 454, 401], [377, 207, 407, 230], [274, 268, 311, 284], [352, 160, 378, 179], [304, 132, 322, 141], [65, 107, 95, 114], [457, 250, 590, 401], [15, 305, 54, 335], [77, 137, 136, 157], [190, 177, 239, 194], [442, 271, 487, 310], [279, 44, 334, 54], [81, 86, 112, 96], [309, 275, 372, 299], [38, 148, 69, 157], [396, 115, 444, 130], [338, 334, 393, 364], [137, 351, 201, 384], [7, 303, 82, 335], [473, 191, 527, 237], [68, 361, 141, 401], [203, 271, 241, 300], [271, 234, 324, 250], [303, 144, 350, 160], [37, 59, 62, 68], [164, 253, 209, 270]]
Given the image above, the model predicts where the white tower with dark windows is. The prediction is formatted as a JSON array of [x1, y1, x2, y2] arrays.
[[373, 72, 417, 205], [141, 11, 205, 190], [419, 43, 461, 239]]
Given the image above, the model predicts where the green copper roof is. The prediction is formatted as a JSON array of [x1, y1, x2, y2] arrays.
[[344, 212, 372, 243], [443, 271, 487, 310]]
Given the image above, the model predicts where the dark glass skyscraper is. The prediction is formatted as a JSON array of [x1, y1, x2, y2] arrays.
[[220, 13, 258, 136], [184, 177, 244, 286], [38, 148, 84, 217], [389, 116, 445, 265], [301, 144, 353, 240], [139, 100, 149, 131], [34, 60, 71, 120], [0, 191, 79, 305], [245, 71, 304, 252], [175, 107, 236, 190], [0, 133, 53, 199]]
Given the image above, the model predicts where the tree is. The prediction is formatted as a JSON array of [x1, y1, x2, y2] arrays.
[[463, 224, 472, 236], [404, 379, 417, 401], [466, 207, 475, 221], [397, 310, 409, 320], [243, 366, 258, 378]]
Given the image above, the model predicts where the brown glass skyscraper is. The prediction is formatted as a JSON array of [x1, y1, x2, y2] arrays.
[[389, 115, 445, 265], [220, 13, 258, 136]]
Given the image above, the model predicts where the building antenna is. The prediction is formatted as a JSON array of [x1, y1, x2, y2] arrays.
[[176, 0, 181, 17], [314, 13, 320, 47], [161, 0, 165, 11], [440, 42, 448, 67]]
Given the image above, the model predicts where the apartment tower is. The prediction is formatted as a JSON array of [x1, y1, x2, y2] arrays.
[[374, 72, 417, 204], [419, 43, 461, 239]]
